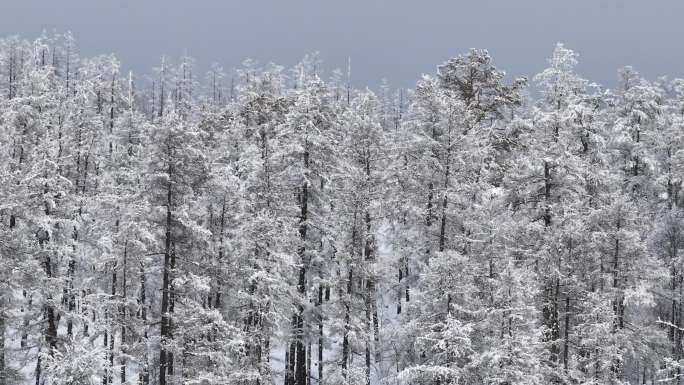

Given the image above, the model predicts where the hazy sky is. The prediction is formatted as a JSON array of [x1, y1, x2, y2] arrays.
[[2, 0, 684, 90]]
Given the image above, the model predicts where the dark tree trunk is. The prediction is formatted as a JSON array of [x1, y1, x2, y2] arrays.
[[35, 354, 41, 385], [109, 74, 115, 156], [159, 60, 165, 118], [341, 265, 352, 377], [159, 157, 173, 385], [611, 217, 624, 380], [168, 242, 176, 377], [287, 316, 297, 385], [405, 260, 409, 303], [121, 243, 127, 385], [541, 161, 560, 366], [397, 264, 402, 314], [82, 289, 88, 337], [563, 295, 570, 370], [103, 329, 108, 385], [306, 341, 311, 385], [140, 262, 149, 385], [44, 257, 58, 354], [284, 350, 291, 385], [318, 284, 323, 384], [0, 294, 5, 385], [108, 266, 116, 385], [293, 144, 310, 385], [364, 210, 375, 384], [66, 233, 76, 337], [439, 124, 452, 253]]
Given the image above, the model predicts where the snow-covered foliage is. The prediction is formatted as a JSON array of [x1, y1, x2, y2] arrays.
[[1, 34, 684, 385]]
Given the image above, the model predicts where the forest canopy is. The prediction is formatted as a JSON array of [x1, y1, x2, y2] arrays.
[[1, 33, 683, 385]]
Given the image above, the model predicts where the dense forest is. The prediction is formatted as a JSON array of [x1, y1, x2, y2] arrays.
[[1, 33, 684, 385]]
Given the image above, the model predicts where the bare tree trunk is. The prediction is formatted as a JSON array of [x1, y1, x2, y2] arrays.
[[286, 316, 296, 385], [541, 161, 560, 367], [158, 58, 165, 118], [1, 213, 17, 385], [397, 261, 402, 314], [611, 216, 623, 380], [168, 242, 176, 378], [341, 265, 352, 378], [121, 242, 127, 384], [7, 44, 14, 100], [109, 74, 115, 157], [365, 283, 371, 385], [159, 155, 173, 385], [317, 284, 323, 384], [678, 274, 683, 385], [82, 289, 88, 337], [293, 143, 310, 385], [0, 296, 5, 385], [35, 353, 41, 385], [44, 258, 58, 354], [66, 234, 76, 337], [563, 295, 570, 370], [306, 341, 311, 385], [109, 264, 116, 385], [103, 324, 109, 385], [405, 258, 409, 304], [216, 195, 227, 308], [284, 350, 290, 385], [139, 262, 149, 385], [364, 209, 375, 384]]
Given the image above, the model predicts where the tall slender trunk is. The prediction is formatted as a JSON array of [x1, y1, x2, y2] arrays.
[[363, 146, 380, 364], [0, 295, 5, 385], [439, 125, 452, 319], [103, 321, 109, 385], [397, 262, 403, 314], [317, 284, 323, 384], [341, 265, 352, 376], [39, 182, 58, 365], [426, 182, 434, 228], [159, 152, 173, 385], [284, 350, 290, 385], [286, 320, 296, 385], [66, 233, 76, 337], [405, 259, 409, 303], [364, 208, 375, 385], [216, 195, 227, 308], [168, 242, 176, 377], [678, 276, 683, 384], [611, 216, 623, 380], [613, 220, 623, 329], [2, 215, 16, 385], [139, 261, 149, 385], [82, 289, 88, 337], [109, 74, 115, 156], [7, 47, 13, 100], [543, 161, 551, 228], [43, 258, 58, 353], [35, 354, 41, 385], [541, 160, 560, 367], [121, 243, 127, 384], [563, 295, 570, 370], [438, 162, 449, 253], [364, 274, 372, 385], [306, 341, 312, 385], [158, 59, 165, 118], [108, 265, 116, 384], [293, 143, 310, 385]]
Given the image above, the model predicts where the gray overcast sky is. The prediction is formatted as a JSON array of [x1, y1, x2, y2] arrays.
[[2, 0, 684, 90]]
